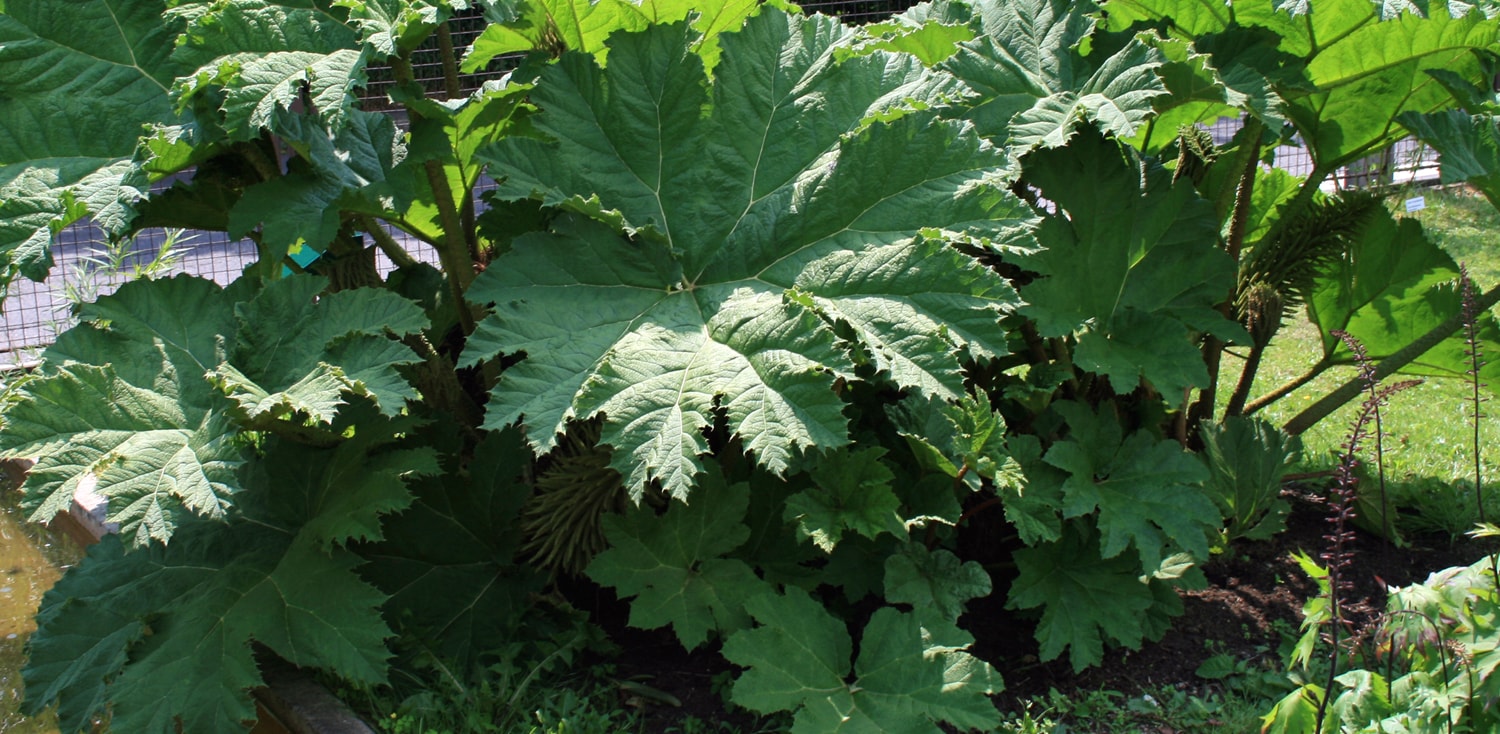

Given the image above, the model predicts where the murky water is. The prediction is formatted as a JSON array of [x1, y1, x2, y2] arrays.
[[0, 481, 82, 734]]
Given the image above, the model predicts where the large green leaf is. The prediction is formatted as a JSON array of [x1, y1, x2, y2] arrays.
[[1199, 416, 1299, 542], [996, 434, 1065, 545], [39, 531, 387, 732], [845, 0, 977, 67], [937, 0, 1169, 155], [159, 0, 377, 209], [1018, 130, 1239, 398], [1284, 0, 1496, 169], [21, 537, 185, 733], [1127, 27, 1300, 153], [360, 429, 546, 674], [333, 0, 470, 56], [586, 469, 773, 649], [0, 0, 186, 289], [883, 543, 991, 623], [208, 274, 426, 421], [163, 1, 423, 253], [1103, 0, 1500, 170], [0, 367, 243, 548], [783, 447, 904, 553], [21, 419, 436, 732], [463, 0, 767, 71], [336, 0, 520, 57], [1307, 207, 1500, 384], [0, 277, 243, 547], [721, 587, 848, 719], [26, 524, 393, 733], [43, 275, 239, 392], [392, 80, 534, 245], [240, 411, 438, 551], [1007, 522, 1163, 671], [180, 49, 366, 139], [890, 391, 1013, 492], [171, 0, 370, 137], [226, 110, 405, 253], [468, 11, 1029, 499], [166, 0, 361, 71], [106, 537, 389, 733], [1044, 401, 1217, 571], [722, 588, 1001, 733], [1, 272, 426, 546], [1400, 109, 1500, 208]]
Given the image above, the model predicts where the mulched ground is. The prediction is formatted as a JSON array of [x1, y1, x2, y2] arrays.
[[591, 482, 1489, 732]]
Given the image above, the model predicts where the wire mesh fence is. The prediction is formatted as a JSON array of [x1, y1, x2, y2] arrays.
[[801, 0, 925, 21], [0, 4, 1444, 369]]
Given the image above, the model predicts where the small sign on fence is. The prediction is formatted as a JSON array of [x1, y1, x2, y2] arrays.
[[1405, 196, 1426, 212]]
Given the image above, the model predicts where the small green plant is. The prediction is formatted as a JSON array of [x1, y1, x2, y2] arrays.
[[1199, 416, 1302, 546], [1265, 552, 1500, 733], [996, 702, 1064, 734], [1005, 682, 1272, 733], [1196, 650, 1295, 703], [54, 229, 191, 322], [371, 657, 644, 734]]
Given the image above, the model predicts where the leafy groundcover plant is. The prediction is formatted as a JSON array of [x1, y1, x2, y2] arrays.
[[1263, 550, 1500, 733], [1, 0, 1500, 731]]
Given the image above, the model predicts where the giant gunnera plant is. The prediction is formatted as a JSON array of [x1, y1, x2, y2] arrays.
[[1, 0, 1498, 731]]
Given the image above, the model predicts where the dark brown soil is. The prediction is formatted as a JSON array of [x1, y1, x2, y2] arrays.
[[596, 487, 1488, 732]]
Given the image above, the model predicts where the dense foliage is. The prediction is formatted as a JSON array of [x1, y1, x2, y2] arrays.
[[3, 0, 1500, 730]]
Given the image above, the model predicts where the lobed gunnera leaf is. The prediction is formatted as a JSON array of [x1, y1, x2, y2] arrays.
[[1017, 130, 1241, 399], [1045, 400, 1218, 572], [0, 274, 425, 546], [783, 447, 905, 553], [586, 468, 773, 649], [1103, 0, 1500, 169], [336, 0, 490, 57], [462, 0, 772, 72], [23, 423, 431, 733], [467, 10, 1032, 500], [890, 391, 1013, 492], [1306, 205, 1500, 385], [1007, 522, 1173, 671], [360, 429, 548, 675], [1400, 109, 1500, 209], [934, 0, 1169, 156], [0, 0, 186, 291], [210, 273, 428, 421], [0, 277, 243, 547], [883, 543, 992, 624], [722, 587, 1002, 733]]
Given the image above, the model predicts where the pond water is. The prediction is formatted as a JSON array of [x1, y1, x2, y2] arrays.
[[0, 473, 81, 734]]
